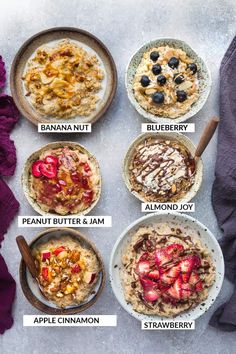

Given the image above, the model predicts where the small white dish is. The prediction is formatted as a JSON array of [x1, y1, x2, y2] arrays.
[[125, 38, 211, 123], [109, 212, 224, 322]]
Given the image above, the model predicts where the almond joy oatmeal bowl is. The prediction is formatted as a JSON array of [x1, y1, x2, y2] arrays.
[[22, 141, 101, 216], [126, 38, 211, 123], [110, 212, 224, 321]]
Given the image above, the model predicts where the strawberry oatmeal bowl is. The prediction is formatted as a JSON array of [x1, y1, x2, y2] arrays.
[[22, 141, 101, 216], [110, 212, 224, 321]]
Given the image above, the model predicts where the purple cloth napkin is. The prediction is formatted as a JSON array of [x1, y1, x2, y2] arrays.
[[0, 59, 19, 335], [0, 254, 16, 334], [210, 36, 236, 331]]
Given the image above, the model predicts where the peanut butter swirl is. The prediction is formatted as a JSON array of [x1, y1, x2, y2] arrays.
[[129, 138, 195, 202]]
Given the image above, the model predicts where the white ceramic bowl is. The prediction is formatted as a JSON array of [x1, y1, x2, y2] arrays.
[[123, 132, 203, 203], [109, 212, 224, 322], [125, 38, 211, 123]]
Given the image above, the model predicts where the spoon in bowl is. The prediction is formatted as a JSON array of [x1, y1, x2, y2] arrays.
[[188, 116, 219, 176]]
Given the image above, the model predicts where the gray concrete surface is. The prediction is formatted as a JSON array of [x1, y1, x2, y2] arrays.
[[0, 0, 236, 353]]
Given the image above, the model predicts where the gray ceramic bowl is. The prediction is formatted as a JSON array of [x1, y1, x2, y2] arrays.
[[22, 141, 101, 216], [123, 132, 203, 204], [125, 38, 211, 123], [110, 212, 224, 322]]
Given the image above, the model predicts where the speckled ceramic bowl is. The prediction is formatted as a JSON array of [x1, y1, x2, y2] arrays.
[[123, 132, 203, 204], [109, 212, 224, 322], [22, 141, 101, 216], [125, 38, 211, 123]]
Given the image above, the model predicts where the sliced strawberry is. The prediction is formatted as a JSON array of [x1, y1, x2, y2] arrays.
[[181, 282, 193, 299], [45, 155, 59, 166], [143, 288, 159, 302], [139, 276, 157, 290], [40, 163, 57, 179], [139, 252, 149, 261], [164, 243, 184, 257], [32, 160, 44, 177], [189, 272, 200, 286], [167, 276, 182, 300], [155, 249, 171, 267], [84, 162, 91, 172], [180, 255, 201, 282], [195, 280, 203, 292], [136, 261, 150, 276], [160, 264, 180, 285], [147, 269, 160, 280]]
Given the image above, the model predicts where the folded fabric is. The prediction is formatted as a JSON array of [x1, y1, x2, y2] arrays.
[[0, 179, 19, 245], [0, 94, 19, 123], [0, 56, 6, 89], [0, 132, 17, 177], [211, 35, 236, 331], [0, 254, 16, 335]]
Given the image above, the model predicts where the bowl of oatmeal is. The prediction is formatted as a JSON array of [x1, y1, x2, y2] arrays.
[[123, 132, 203, 203], [10, 27, 117, 125], [109, 212, 224, 321], [126, 38, 211, 123], [22, 141, 101, 216], [19, 228, 105, 314]]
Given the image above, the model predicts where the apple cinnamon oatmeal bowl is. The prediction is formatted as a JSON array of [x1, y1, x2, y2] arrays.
[[110, 212, 224, 321], [22, 141, 101, 216], [126, 38, 211, 123], [19, 228, 105, 314]]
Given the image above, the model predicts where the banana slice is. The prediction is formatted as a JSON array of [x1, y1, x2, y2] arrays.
[[50, 78, 74, 99]]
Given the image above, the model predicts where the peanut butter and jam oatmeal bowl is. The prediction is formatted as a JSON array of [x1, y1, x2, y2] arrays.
[[19, 228, 105, 314], [10, 27, 117, 125], [22, 142, 101, 216], [126, 38, 211, 123], [110, 212, 224, 321], [123, 132, 203, 204]]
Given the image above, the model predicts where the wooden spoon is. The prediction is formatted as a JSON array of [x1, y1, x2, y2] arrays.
[[188, 116, 219, 175], [16, 235, 38, 278]]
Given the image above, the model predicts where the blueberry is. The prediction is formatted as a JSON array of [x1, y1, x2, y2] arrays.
[[174, 74, 184, 85], [140, 75, 150, 87], [176, 90, 187, 102], [152, 64, 162, 75], [168, 57, 179, 69], [152, 92, 164, 104], [150, 51, 159, 62], [157, 75, 166, 86], [187, 63, 197, 74]]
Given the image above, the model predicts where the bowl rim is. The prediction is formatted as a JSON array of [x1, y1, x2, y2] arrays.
[[10, 26, 117, 126], [19, 227, 106, 315], [109, 211, 224, 322], [122, 131, 203, 204], [21, 141, 102, 216], [125, 37, 212, 123]]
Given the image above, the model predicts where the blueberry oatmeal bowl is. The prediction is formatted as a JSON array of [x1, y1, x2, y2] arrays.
[[126, 38, 211, 123]]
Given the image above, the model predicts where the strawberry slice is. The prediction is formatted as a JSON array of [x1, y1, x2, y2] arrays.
[[32, 160, 43, 177], [164, 243, 184, 257], [40, 163, 57, 179], [189, 272, 203, 292], [155, 249, 171, 267], [181, 282, 193, 299], [45, 155, 59, 166], [160, 264, 180, 285], [136, 261, 150, 276], [148, 269, 160, 280], [180, 255, 201, 282], [139, 276, 157, 290], [167, 276, 182, 300], [139, 252, 149, 261], [195, 280, 203, 292], [143, 289, 160, 302]]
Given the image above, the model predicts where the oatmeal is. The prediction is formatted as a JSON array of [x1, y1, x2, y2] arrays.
[[22, 39, 104, 119], [128, 137, 195, 202], [33, 236, 100, 308], [29, 146, 100, 215], [133, 45, 199, 118], [121, 224, 215, 317]]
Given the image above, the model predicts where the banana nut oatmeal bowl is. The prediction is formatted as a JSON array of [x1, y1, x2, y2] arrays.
[[124, 133, 202, 203], [22, 142, 101, 216], [133, 45, 199, 118], [32, 235, 101, 308], [22, 39, 104, 119], [121, 223, 216, 317]]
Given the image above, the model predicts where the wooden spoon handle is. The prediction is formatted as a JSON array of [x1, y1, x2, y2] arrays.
[[195, 116, 219, 158], [16, 236, 38, 279]]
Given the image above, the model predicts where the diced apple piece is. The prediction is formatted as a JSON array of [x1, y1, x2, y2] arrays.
[[41, 251, 51, 261], [57, 251, 68, 260], [83, 271, 96, 284]]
